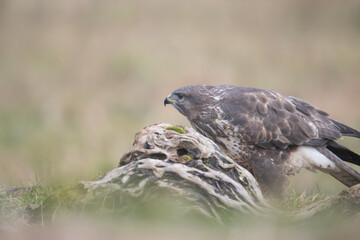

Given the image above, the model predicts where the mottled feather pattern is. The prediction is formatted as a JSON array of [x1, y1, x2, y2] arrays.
[[218, 89, 324, 149]]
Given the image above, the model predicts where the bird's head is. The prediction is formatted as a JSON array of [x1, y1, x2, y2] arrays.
[[164, 85, 217, 118]]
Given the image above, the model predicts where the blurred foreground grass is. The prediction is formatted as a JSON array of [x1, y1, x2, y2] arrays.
[[0, 185, 327, 224], [0, 184, 359, 240]]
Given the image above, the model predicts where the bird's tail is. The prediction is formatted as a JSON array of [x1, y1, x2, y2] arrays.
[[326, 141, 360, 167], [330, 119, 360, 138]]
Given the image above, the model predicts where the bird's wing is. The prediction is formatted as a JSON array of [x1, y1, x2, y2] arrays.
[[218, 88, 342, 149]]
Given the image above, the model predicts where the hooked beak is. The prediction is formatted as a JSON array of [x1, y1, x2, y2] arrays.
[[164, 94, 176, 106], [164, 97, 171, 106]]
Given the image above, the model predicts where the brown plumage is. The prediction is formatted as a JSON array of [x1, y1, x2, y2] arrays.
[[164, 85, 360, 195]]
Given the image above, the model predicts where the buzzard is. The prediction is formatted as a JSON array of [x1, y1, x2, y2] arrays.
[[164, 85, 360, 194]]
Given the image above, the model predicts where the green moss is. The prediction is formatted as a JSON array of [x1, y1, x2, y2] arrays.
[[183, 154, 192, 160], [166, 126, 185, 134]]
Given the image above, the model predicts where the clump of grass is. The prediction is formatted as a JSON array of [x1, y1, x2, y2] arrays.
[[272, 189, 328, 211], [0, 185, 53, 225]]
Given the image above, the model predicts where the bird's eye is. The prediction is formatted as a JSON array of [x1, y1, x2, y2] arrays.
[[177, 93, 184, 100]]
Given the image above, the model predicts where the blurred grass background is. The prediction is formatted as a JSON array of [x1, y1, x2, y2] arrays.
[[0, 0, 359, 195]]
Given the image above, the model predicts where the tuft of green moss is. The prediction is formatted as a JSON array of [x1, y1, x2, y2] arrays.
[[166, 126, 185, 134], [183, 154, 192, 160]]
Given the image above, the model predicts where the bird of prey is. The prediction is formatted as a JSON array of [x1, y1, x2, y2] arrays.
[[164, 85, 360, 194]]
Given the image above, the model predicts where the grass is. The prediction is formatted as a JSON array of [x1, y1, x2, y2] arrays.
[[0, 183, 333, 226], [271, 189, 328, 212], [0, 185, 52, 225], [0, 183, 359, 240]]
